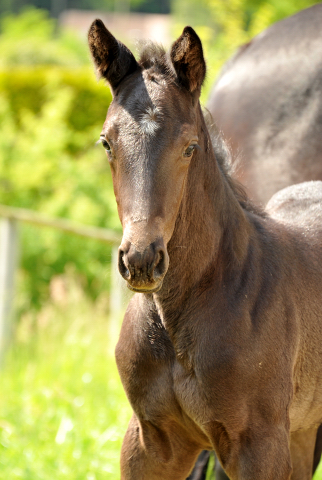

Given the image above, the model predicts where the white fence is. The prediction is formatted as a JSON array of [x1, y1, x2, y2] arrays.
[[0, 204, 124, 359]]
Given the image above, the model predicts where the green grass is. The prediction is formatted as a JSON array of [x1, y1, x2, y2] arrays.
[[316, 463, 322, 480], [1, 276, 322, 480], [0, 278, 131, 480]]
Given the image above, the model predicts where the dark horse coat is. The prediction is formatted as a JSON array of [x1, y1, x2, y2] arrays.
[[205, 5, 322, 478], [88, 20, 322, 480], [207, 4, 322, 206]]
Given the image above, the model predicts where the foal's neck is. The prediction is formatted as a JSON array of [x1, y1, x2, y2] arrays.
[[153, 108, 251, 323]]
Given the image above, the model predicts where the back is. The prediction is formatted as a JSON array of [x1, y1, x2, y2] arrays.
[[266, 181, 322, 233]]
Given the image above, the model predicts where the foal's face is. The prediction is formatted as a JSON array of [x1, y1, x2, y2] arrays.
[[88, 20, 206, 292], [101, 70, 198, 292]]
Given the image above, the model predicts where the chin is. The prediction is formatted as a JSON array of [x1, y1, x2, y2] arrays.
[[127, 282, 163, 293]]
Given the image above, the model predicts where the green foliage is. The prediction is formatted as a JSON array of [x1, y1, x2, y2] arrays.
[[0, 8, 120, 311], [0, 0, 161, 18], [0, 8, 90, 67], [0, 66, 118, 309], [0, 289, 131, 479]]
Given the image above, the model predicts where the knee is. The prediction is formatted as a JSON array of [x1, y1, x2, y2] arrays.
[[238, 436, 292, 480], [122, 416, 173, 464], [140, 420, 173, 463]]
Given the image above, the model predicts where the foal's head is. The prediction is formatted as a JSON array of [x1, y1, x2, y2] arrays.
[[88, 21, 206, 292]]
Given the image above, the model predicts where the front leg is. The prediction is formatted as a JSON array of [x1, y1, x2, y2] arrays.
[[202, 428, 319, 480], [116, 297, 208, 479], [121, 414, 202, 480], [237, 428, 291, 480], [208, 422, 292, 480], [290, 427, 318, 480]]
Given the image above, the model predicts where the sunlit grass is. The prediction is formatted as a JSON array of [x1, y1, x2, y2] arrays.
[[1, 275, 322, 480], [315, 461, 322, 479], [0, 276, 131, 480]]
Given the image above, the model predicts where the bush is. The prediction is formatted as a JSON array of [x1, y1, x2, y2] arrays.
[[0, 66, 118, 310], [0, 8, 90, 67]]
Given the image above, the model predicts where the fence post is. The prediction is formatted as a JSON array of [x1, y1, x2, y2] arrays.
[[0, 218, 18, 361]]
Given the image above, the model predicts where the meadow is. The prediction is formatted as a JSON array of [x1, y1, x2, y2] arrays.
[[0, 275, 132, 480]]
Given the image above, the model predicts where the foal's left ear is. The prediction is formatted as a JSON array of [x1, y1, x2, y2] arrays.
[[88, 19, 138, 91], [170, 26, 206, 95]]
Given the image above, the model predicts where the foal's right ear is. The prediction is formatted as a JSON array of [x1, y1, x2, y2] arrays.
[[88, 19, 138, 91], [170, 26, 206, 95]]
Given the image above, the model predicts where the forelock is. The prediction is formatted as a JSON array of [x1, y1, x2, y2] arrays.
[[138, 41, 174, 79]]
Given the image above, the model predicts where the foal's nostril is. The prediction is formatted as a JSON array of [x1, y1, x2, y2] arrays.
[[118, 249, 131, 280], [118, 240, 169, 287], [152, 246, 168, 279]]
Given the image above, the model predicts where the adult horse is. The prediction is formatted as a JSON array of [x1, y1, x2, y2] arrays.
[[206, 5, 322, 477], [207, 3, 322, 206], [88, 20, 322, 480]]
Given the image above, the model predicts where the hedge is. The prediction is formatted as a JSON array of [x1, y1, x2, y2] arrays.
[[0, 66, 119, 311]]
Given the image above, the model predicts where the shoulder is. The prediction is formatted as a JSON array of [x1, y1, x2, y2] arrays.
[[116, 294, 174, 366]]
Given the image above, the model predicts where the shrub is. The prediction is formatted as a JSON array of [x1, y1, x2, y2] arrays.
[[0, 66, 118, 310], [0, 7, 90, 67]]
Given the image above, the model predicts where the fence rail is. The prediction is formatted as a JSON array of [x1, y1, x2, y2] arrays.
[[0, 204, 125, 360], [0, 204, 122, 244]]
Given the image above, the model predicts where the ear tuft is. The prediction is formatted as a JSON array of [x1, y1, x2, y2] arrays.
[[88, 19, 138, 90], [170, 26, 206, 94]]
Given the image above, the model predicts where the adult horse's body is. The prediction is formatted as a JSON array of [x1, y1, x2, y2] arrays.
[[88, 21, 322, 480], [207, 4, 322, 205], [206, 5, 322, 477]]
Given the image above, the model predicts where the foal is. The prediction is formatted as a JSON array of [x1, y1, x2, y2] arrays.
[[88, 21, 322, 480]]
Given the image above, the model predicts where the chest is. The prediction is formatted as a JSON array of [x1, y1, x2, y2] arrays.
[[117, 317, 265, 429], [116, 295, 305, 432]]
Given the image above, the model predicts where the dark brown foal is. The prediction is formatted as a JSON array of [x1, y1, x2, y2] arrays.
[[88, 21, 322, 480]]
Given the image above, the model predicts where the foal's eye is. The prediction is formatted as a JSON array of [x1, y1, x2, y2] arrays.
[[101, 139, 111, 152], [183, 144, 197, 158]]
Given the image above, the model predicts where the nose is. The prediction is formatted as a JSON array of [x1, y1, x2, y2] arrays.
[[118, 238, 169, 291]]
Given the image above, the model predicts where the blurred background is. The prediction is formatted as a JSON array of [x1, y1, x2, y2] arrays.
[[0, 0, 320, 479]]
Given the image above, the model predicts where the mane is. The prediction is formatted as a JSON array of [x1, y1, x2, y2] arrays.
[[138, 42, 173, 78], [138, 42, 265, 218], [204, 110, 266, 217]]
